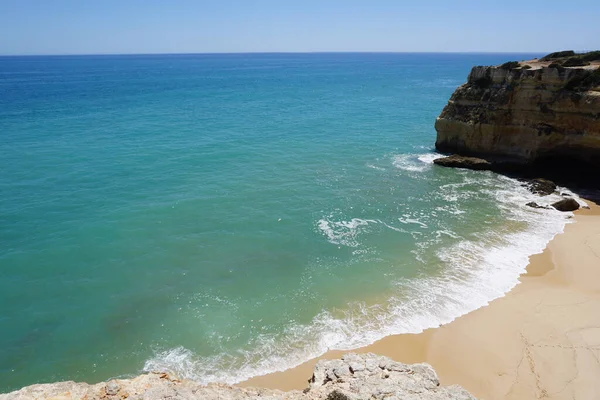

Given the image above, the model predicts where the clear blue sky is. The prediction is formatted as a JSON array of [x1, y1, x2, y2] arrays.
[[1, 0, 598, 55]]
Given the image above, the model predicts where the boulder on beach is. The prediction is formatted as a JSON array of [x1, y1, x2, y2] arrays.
[[525, 178, 557, 196], [551, 198, 580, 212]]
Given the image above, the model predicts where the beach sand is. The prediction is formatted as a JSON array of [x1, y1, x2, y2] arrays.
[[240, 201, 600, 399]]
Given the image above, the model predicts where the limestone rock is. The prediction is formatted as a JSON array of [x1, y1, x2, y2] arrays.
[[526, 202, 551, 209], [0, 353, 475, 400], [307, 353, 474, 400], [104, 380, 120, 396], [525, 178, 557, 196], [434, 56, 600, 176], [433, 155, 493, 171], [551, 198, 581, 211]]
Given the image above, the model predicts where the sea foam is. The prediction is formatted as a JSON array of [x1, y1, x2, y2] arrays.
[[144, 155, 582, 386], [392, 152, 444, 172]]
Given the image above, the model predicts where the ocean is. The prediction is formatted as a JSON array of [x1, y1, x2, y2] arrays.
[[0, 53, 576, 392]]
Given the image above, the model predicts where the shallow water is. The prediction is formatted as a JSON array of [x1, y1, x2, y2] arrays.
[[0, 53, 575, 391]]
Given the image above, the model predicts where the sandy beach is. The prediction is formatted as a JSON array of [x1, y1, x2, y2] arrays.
[[241, 201, 600, 399]]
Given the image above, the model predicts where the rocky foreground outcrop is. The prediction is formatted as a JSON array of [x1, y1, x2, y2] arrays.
[[1, 353, 475, 400], [434, 51, 600, 181]]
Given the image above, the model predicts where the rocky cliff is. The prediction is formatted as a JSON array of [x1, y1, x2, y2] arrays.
[[434, 53, 600, 181], [1, 353, 474, 400]]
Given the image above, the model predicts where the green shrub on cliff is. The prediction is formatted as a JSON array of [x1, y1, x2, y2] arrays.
[[541, 50, 576, 61], [562, 57, 591, 67], [581, 51, 600, 62], [580, 67, 600, 88], [548, 62, 565, 71], [500, 61, 520, 70], [541, 50, 599, 68], [564, 68, 600, 91]]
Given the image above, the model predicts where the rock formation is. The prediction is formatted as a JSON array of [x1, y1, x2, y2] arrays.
[[434, 51, 600, 184], [551, 198, 581, 212], [0, 353, 474, 400], [526, 201, 551, 210], [524, 178, 557, 196], [432, 154, 493, 170]]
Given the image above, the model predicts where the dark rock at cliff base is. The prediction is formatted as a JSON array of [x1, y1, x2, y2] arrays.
[[551, 198, 580, 212], [433, 155, 493, 171], [526, 202, 551, 209], [525, 178, 557, 196]]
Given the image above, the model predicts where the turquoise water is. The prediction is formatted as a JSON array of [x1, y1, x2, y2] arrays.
[[0, 53, 574, 392]]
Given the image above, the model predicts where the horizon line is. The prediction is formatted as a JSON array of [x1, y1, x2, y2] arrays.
[[0, 50, 552, 58]]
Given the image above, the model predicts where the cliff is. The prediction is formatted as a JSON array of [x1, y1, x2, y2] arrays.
[[0, 353, 474, 400], [434, 52, 600, 181]]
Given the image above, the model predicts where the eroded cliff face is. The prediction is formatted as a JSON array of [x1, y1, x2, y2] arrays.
[[435, 63, 600, 173]]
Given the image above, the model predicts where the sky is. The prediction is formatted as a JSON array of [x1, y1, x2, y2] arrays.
[[0, 0, 599, 55]]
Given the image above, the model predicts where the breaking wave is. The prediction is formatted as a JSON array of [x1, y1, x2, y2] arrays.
[[144, 159, 584, 386]]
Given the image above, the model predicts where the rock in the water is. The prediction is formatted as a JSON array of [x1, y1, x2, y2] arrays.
[[525, 178, 557, 196], [551, 198, 580, 211], [433, 154, 493, 171], [1, 353, 476, 400], [526, 201, 550, 209]]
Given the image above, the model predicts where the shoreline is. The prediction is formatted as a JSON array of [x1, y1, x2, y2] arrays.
[[240, 200, 600, 399]]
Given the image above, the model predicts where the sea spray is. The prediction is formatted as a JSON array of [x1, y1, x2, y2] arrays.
[[143, 154, 578, 385]]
